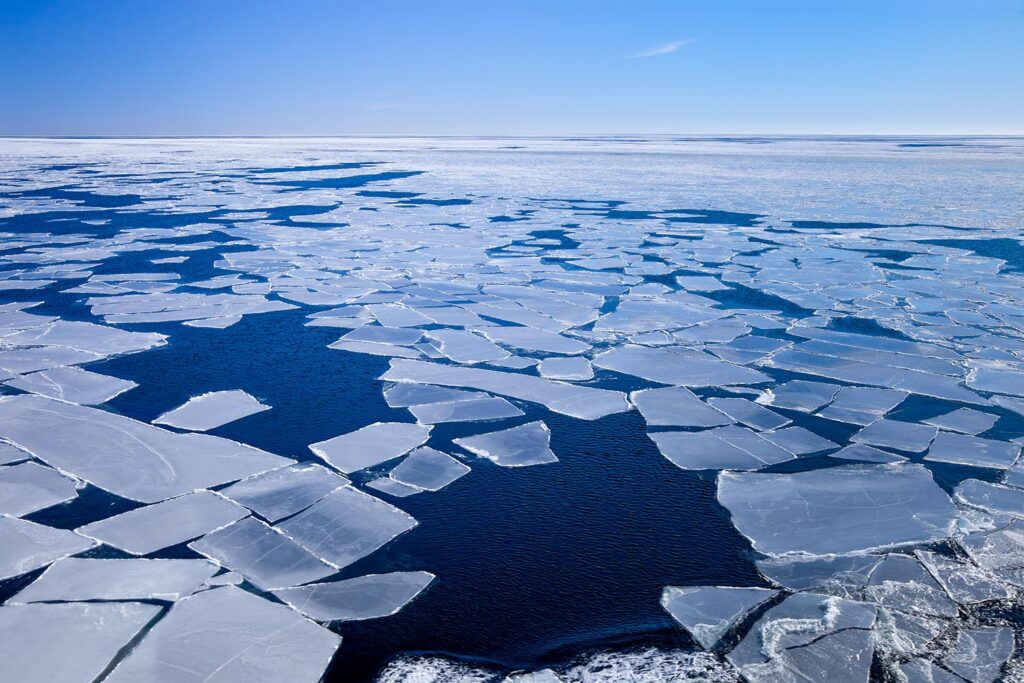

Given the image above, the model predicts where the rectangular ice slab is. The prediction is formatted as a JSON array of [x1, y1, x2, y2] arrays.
[[388, 447, 471, 491], [5, 366, 137, 405], [0, 602, 161, 683], [9, 557, 218, 603], [651, 426, 795, 471], [0, 516, 97, 581], [272, 571, 435, 622], [0, 395, 292, 503], [189, 516, 336, 590], [105, 585, 341, 683], [454, 421, 558, 467], [153, 390, 270, 431], [310, 422, 432, 474], [276, 486, 417, 569], [717, 464, 956, 556], [0, 461, 78, 517], [594, 346, 771, 387], [408, 396, 524, 424], [219, 463, 347, 522], [77, 491, 249, 555], [381, 358, 628, 420], [630, 386, 735, 428]]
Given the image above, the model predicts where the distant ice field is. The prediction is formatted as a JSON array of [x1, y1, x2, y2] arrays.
[[0, 135, 1023, 682]]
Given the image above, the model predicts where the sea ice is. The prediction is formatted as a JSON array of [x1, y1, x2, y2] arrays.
[[276, 485, 418, 569], [8, 557, 218, 603], [5, 366, 137, 405], [0, 516, 96, 581], [189, 516, 336, 590], [630, 386, 735, 428], [381, 358, 628, 420], [706, 397, 790, 431], [943, 627, 1014, 683], [104, 586, 341, 683], [0, 395, 291, 503], [272, 571, 435, 622], [0, 602, 161, 682], [717, 464, 956, 556], [219, 463, 347, 522], [309, 422, 432, 474], [594, 346, 770, 386], [453, 421, 558, 467], [388, 447, 471, 491], [408, 396, 524, 424], [661, 585, 778, 649], [923, 408, 999, 435], [0, 461, 78, 517], [923, 431, 1020, 470], [77, 491, 249, 555], [153, 390, 271, 431], [851, 419, 938, 453]]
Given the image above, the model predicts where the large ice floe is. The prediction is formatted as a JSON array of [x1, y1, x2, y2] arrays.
[[2, 135, 1024, 681]]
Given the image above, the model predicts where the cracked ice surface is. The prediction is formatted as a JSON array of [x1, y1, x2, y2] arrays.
[[4, 136, 1024, 681]]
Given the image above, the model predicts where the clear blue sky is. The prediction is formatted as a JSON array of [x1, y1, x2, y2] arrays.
[[1, 0, 1022, 136]]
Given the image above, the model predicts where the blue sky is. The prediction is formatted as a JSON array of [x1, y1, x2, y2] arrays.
[[1, 0, 1022, 136]]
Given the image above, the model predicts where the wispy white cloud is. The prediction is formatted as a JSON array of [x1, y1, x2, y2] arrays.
[[631, 39, 693, 59], [365, 102, 401, 111]]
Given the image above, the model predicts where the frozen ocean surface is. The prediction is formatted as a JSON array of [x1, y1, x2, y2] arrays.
[[0, 135, 1023, 682]]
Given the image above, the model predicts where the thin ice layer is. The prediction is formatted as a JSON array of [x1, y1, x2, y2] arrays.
[[309, 422, 432, 474], [0, 460, 78, 517], [0, 395, 292, 503], [408, 396, 524, 424], [153, 390, 271, 431], [0, 516, 97, 581], [276, 485, 418, 569], [717, 464, 956, 556], [630, 387, 735, 428], [272, 571, 435, 622], [661, 585, 778, 649], [0, 602, 161, 683], [389, 447, 470, 491], [189, 516, 336, 590], [5, 366, 137, 405], [453, 421, 558, 467], [594, 346, 770, 386], [77, 491, 249, 555], [104, 586, 341, 683], [380, 358, 628, 420], [8, 557, 218, 603], [219, 463, 347, 523]]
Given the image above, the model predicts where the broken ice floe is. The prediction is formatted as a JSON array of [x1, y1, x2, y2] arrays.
[[104, 586, 341, 683], [271, 570, 435, 622], [219, 463, 347, 522], [275, 485, 418, 569], [309, 421, 431, 474], [0, 515, 96, 580], [661, 586, 778, 650], [381, 358, 628, 420], [717, 464, 956, 556], [5, 366, 137, 405], [77, 491, 249, 555], [0, 460, 78, 517], [0, 602, 162, 682], [454, 421, 558, 467], [0, 395, 291, 503], [189, 516, 336, 590], [388, 447, 471, 491], [8, 557, 218, 603], [153, 389, 270, 431]]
